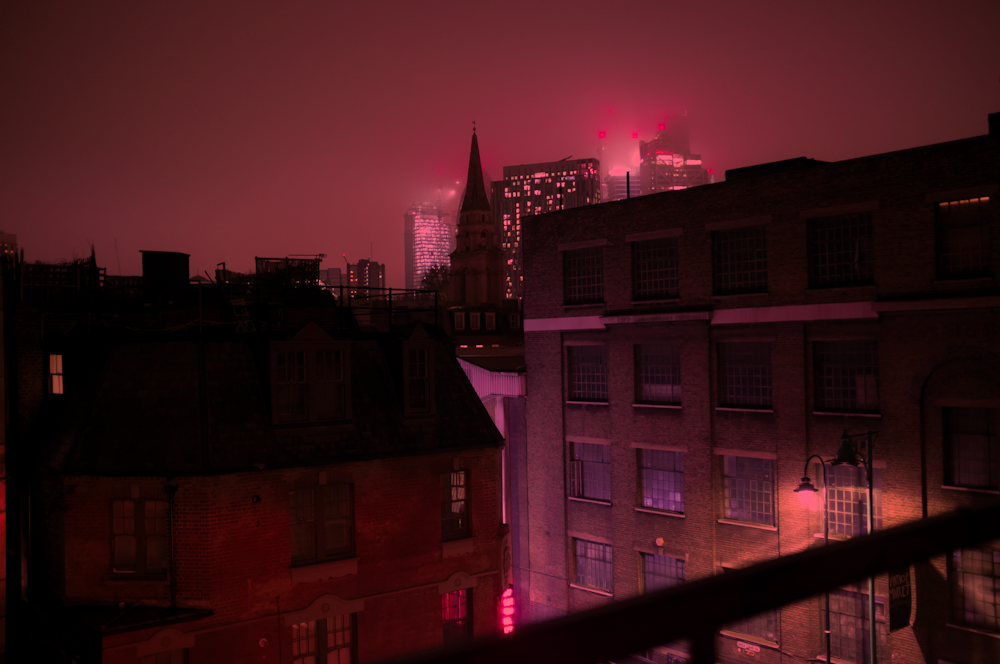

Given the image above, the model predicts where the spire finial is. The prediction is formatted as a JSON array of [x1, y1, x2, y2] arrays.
[[472, 119, 476, 134]]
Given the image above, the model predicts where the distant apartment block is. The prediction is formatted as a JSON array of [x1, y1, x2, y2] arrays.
[[404, 203, 454, 290]]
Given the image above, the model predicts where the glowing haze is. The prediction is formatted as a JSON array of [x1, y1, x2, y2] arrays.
[[2, 1, 998, 285]]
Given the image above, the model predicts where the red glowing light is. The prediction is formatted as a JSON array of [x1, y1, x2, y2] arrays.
[[599, 131, 606, 139], [504, 626, 514, 634], [632, 132, 638, 139], [500, 586, 515, 634], [502, 606, 515, 616], [658, 123, 665, 130], [502, 616, 513, 625]]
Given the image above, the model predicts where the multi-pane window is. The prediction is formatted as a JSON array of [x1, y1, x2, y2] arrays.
[[49, 354, 64, 394], [575, 539, 613, 593], [408, 348, 428, 412], [950, 546, 1000, 633], [826, 465, 883, 537], [442, 589, 473, 643], [936, 197, 992, 280], [290, 484, 354, 565], [470, 312, 481, 330], [712, 226, 767, 295], [276, 348, 348, 422], [292, 620, 317, 664], [642, 553, 684, 592], [723, 456, 775, 526], [568, 346, 608, 402], [944, 407, 1000, 489], [727, 610, 778, 643], [564, 246, 604, 305], [112, 499, 169, 575], [718, 342, 772, 409], [441, 470, 469, 540], [486, 312, 496, 330], [291, 616, 355, 664], [638, 449, 683, 513], [807, 213, 875, 288], [509, 313, 521, 330], [454, 312, 465, 331], [635, 344, 681, 405], [315, 350, 345, 419], [632, 237, 679, 300], [814, 341, 879, 413], [277, 350, 307, 419], [569, 442, 611, 502], [828, 589, 887, 664]]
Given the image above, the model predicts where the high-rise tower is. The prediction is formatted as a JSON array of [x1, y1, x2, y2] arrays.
[[403, 203, 453, 290], [638, 116, 712, 196]]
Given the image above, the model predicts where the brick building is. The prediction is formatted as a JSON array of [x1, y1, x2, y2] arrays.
[[520, 112, 1000, 664], [7, 254, 506, 663]]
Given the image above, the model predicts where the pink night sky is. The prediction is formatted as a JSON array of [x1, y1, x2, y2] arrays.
[[3, 1, 999, 286]]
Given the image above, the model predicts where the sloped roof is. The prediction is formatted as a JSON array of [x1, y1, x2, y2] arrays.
[[460, 131, 491, 214]]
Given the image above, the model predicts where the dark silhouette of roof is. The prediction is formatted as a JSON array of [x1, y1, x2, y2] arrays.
[[460, 130, 491, 214]]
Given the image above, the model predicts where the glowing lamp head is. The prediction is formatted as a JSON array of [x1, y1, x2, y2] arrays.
[[794, 477, 819, 509]]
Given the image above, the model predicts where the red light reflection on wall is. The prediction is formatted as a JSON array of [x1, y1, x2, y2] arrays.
[[500, 586, 515, 634]]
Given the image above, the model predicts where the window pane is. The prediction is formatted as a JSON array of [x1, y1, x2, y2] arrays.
[[575, 539, 613, 592], [828, 589, 886, 663], [569, 443, 610, 501], [807, 213, 874, 288], [442, 471, 469, 538], [712, 226, 767, 295], [114, 534, 137, 570], [643, 553, 684, 592], [564, 247, 603, 304], [568, 346, 608, 402], [727, 609, 778, 643], [814, 340, 879, 412], [946, 407, 1000, 489], [323, 484, 353, 555], [442, 589, 472, 643], [636, 344, 681, 404], [723, 456, 774, 526], [827, 466, 883, 536], [290, 488, 316, 562], [633, 237, 679, 300], [640, 449, 683, 513], [718, 342, 772, 408]]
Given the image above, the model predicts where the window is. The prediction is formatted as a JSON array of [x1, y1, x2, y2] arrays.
[[814, 340, 879, 413], [112, 499, 169, 575], [727, 610, 778, 644], [274, 347, 349, 423], [454, 312, 465, 331], [49, 354, 64, 394], [712, 226, 767, 295], [574, 539, 613, 593], [718, 342, 772, 409], [407, 347, 429, 414], [441, 470, 469, 540], [827, 589, 887, 664], [944, 407, 1000, 489], [950, 546, 1000, 633], [642, 553, 684, 592], [638, 449, 683, 513], [485, 312, 496, 330], [936, 197, 992, 280], [277, 350, 307, 419], [290, 484, 354, 565], [635, 344, 681, 405], [141, 651, 187, 664], [442, 589, 473, 643], [315, 350, 346, 419], [509, 313, 521, 330], [807, 213, 874, 288], [292, 616, 355, 664], [567, 346, 608, 402], [470, 312, 481, 330], [723, 456, 774, 526], [569, 442, 611, 502], [632, 237, 679, 300], [826, 465, 883, 537], [564, 246, 603, 305]]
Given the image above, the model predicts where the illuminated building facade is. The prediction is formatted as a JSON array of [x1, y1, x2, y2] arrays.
[[347, 258, 385, 298], [603, 173, 640, 202], [490, 158, 600, 299], [404, 203, 454, 290], [638, 116, 712, 196]]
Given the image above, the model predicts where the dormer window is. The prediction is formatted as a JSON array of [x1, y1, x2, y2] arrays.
[[272, 335, 350, 424], [470, 313, 481, 331]]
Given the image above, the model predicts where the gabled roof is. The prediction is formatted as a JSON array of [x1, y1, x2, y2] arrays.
[[460, 131, 491, 214]]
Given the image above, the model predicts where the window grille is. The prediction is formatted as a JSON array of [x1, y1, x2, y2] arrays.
[[568, 346, 608, 402], [712, 226, 767, 295], [292, 621, 317, 664], [814, 340, 879, 412], [442, 589, 473, 643], [825, 465, 883, 537], [639, 449, 683, 513], [635, 344, 681, 405], [575, 539, 613, 592], [945, 407, 1000, 489], [49, 354, 64, 394], [950, 547, 1000, 633], [642, 553, 684, 592], [727, 609, 778, 643], [718, 342, 772, 408], [632, 237, 679, 300], [564, 247, 604, 305], [827, 589, 887, 664], [569, 442, 611, 502], [441, 470, 469, 539], [327, 614, 354, 664], [936, 197, 991, 279], [807, 213, 874, 288], [723, 456, 774, 526], [290, 484, 354, 564]]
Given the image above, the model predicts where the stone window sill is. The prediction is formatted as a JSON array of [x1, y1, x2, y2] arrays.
[[941, 484, 1000, 495], [631, 297, 680, 305], [718, 518, 777, 532], [813, 411, 881, 418], [569, 496, 612, 506], [717, 406, 774, 413], [442, 537, 475, 558], [291, 557, 359, 585], [635, 507, 685, 518], [566, 400, 609, 406], [719, 629, 779, 649], [633, 403, 682, 410], [569, 583, 613, 597], [711, 292, 769, 299]]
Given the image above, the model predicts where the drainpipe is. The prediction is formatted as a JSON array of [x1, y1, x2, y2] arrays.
[[164, 482, 178, 609]]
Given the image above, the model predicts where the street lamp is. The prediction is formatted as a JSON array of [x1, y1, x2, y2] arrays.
[[793, 456, 831, 664], [831, 429, 879, 664]]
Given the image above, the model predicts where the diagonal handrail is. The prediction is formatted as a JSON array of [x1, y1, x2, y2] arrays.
[[385, 501, 1000, 664]]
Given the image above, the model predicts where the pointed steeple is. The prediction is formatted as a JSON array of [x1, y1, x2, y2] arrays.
[[460, 129, 491, 214]]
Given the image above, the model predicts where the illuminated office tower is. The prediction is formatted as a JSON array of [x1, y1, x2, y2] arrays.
[[489, 158, 600, 299], [638, 115, 713, 196], [603, 171, 640, 202], [403, 203, 454, 290]]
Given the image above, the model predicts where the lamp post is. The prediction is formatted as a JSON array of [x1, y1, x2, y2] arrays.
[[794, 456, 831, 664], [831, 429, 879, 664]]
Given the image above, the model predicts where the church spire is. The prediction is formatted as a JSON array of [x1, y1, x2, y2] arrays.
[[460, 128, 491, 215]]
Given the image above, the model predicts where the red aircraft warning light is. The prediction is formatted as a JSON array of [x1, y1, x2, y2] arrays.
[[632, 132, 638, 139], [598, 131, 606, 139], [658, 123, 665, 130]]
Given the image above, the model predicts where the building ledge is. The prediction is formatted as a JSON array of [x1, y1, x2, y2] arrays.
[[718, 629, 779, 650], [718, 519, 777, 532], [633, 403, 682, 410], [813, 411, 881, 418], [291, 557, 359, 585], [569, 583, 613, 598], [566, 400, 609, 406], [946, 623, 1000, 640], [716, 407, 774, 413], [631, 297, 680, 305], [569, 496, 612, 506], [634, 507, 685, 518], [442, 537, 475, 558], [941, 484, 1000, 495]]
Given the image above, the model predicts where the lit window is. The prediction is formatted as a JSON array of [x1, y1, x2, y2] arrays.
[[635, 344, 681, 405], [826, 465, 883, 537], [567, 346, 607, 402], [813, 340, 879, 413], [290, 484, 354, 565], [723, 456, 774, 526], [936, 197, 992, 280], [950, 546, 1000, 633], [49, 354, 64, 394], [574, 539, 612, 593], [642, 553, 684, 592], [568, 442, 610, 502], [944, 407, 999, 489], [441, 470, 469, 540], [442, 589, 473, 643], [638, 449, 683, 513], [112, 498, 169, 575], [718, 342, 772, 409]]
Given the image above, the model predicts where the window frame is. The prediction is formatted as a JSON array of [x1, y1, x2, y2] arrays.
[[574, 538, 613, 594], [566, 345, 608, 403], [943, 407, 1000, 490], [632, 237, 680, 301], [568, 441, 611, 503], [635, 343, 682, 406], [291, 615, 357, 664], [935, 196, 992, 280], [722, 456, 775, 527], [641, 552, 684, 593], [824, 465, 884, 538], [271, 342, 351, 424], [637, 448, 684, 514], [806, 212, 875, 289], [442, 589, 473, 643], [454, 312, 465, 331], [813, 340, 879, 414], [289, 483, 356, 567], [563, 246, 604, 305], [717, 342, 773, 410], [110, 498, 170, 577], [826, 588, 887, 664], [509, 313, 521, 330], [712, 225, 768, 296], [404, 343, 434, 417], [441, 470, 470, 541], [470, 312, 481, 330], [949, 546, 1000, 634], [485, 312, 496, 331], [49, 353, 65, 395]]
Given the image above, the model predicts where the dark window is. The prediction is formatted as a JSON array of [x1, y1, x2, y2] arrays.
[[727, 610, 778, 643], [290, 484, 354, 565], [470, 313, 481, 330], [944, 407, 1000, 489], [936, 197, 992, 280], [723, 456, 774, 526], [568, 346, 608, 402], [454, 312, 465, 331], [642, 553, 684, 592], [141, 651, 188, 664], [569, 442, 611, 502], [564, 247, 604, 305], [632, 237, 679, 300], [712, 226, 767, 295], [950, 547, 1000, 633], [276, 348, 348, 423], [826, 465, 883, 537], [509, 313, 521, 330], [49, 354, 64, 395], [442, 589, 473, 643], [635, 344, 681, 405], [315, 350, 345, 419], [814, 340, 879, 413], [408, 348, 428, 412], [292, 616, 355, 664], [718, 342, 772, 409], [277, 350, 307, 420], [639, 449, 683, 513], [827, 589, 887, 664], [112, 499, 168, 575], [574, 539, 613, 593], [441, 470, 469, 540], [486, 312, 496, 330], [807, 213, 875, 288]]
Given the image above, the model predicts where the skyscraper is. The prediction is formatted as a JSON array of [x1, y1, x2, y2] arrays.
[[403, 203, 453, 290], [490, 158, 600, 299], [638, 115, 712, 196], [603, 171, 640, 202]]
